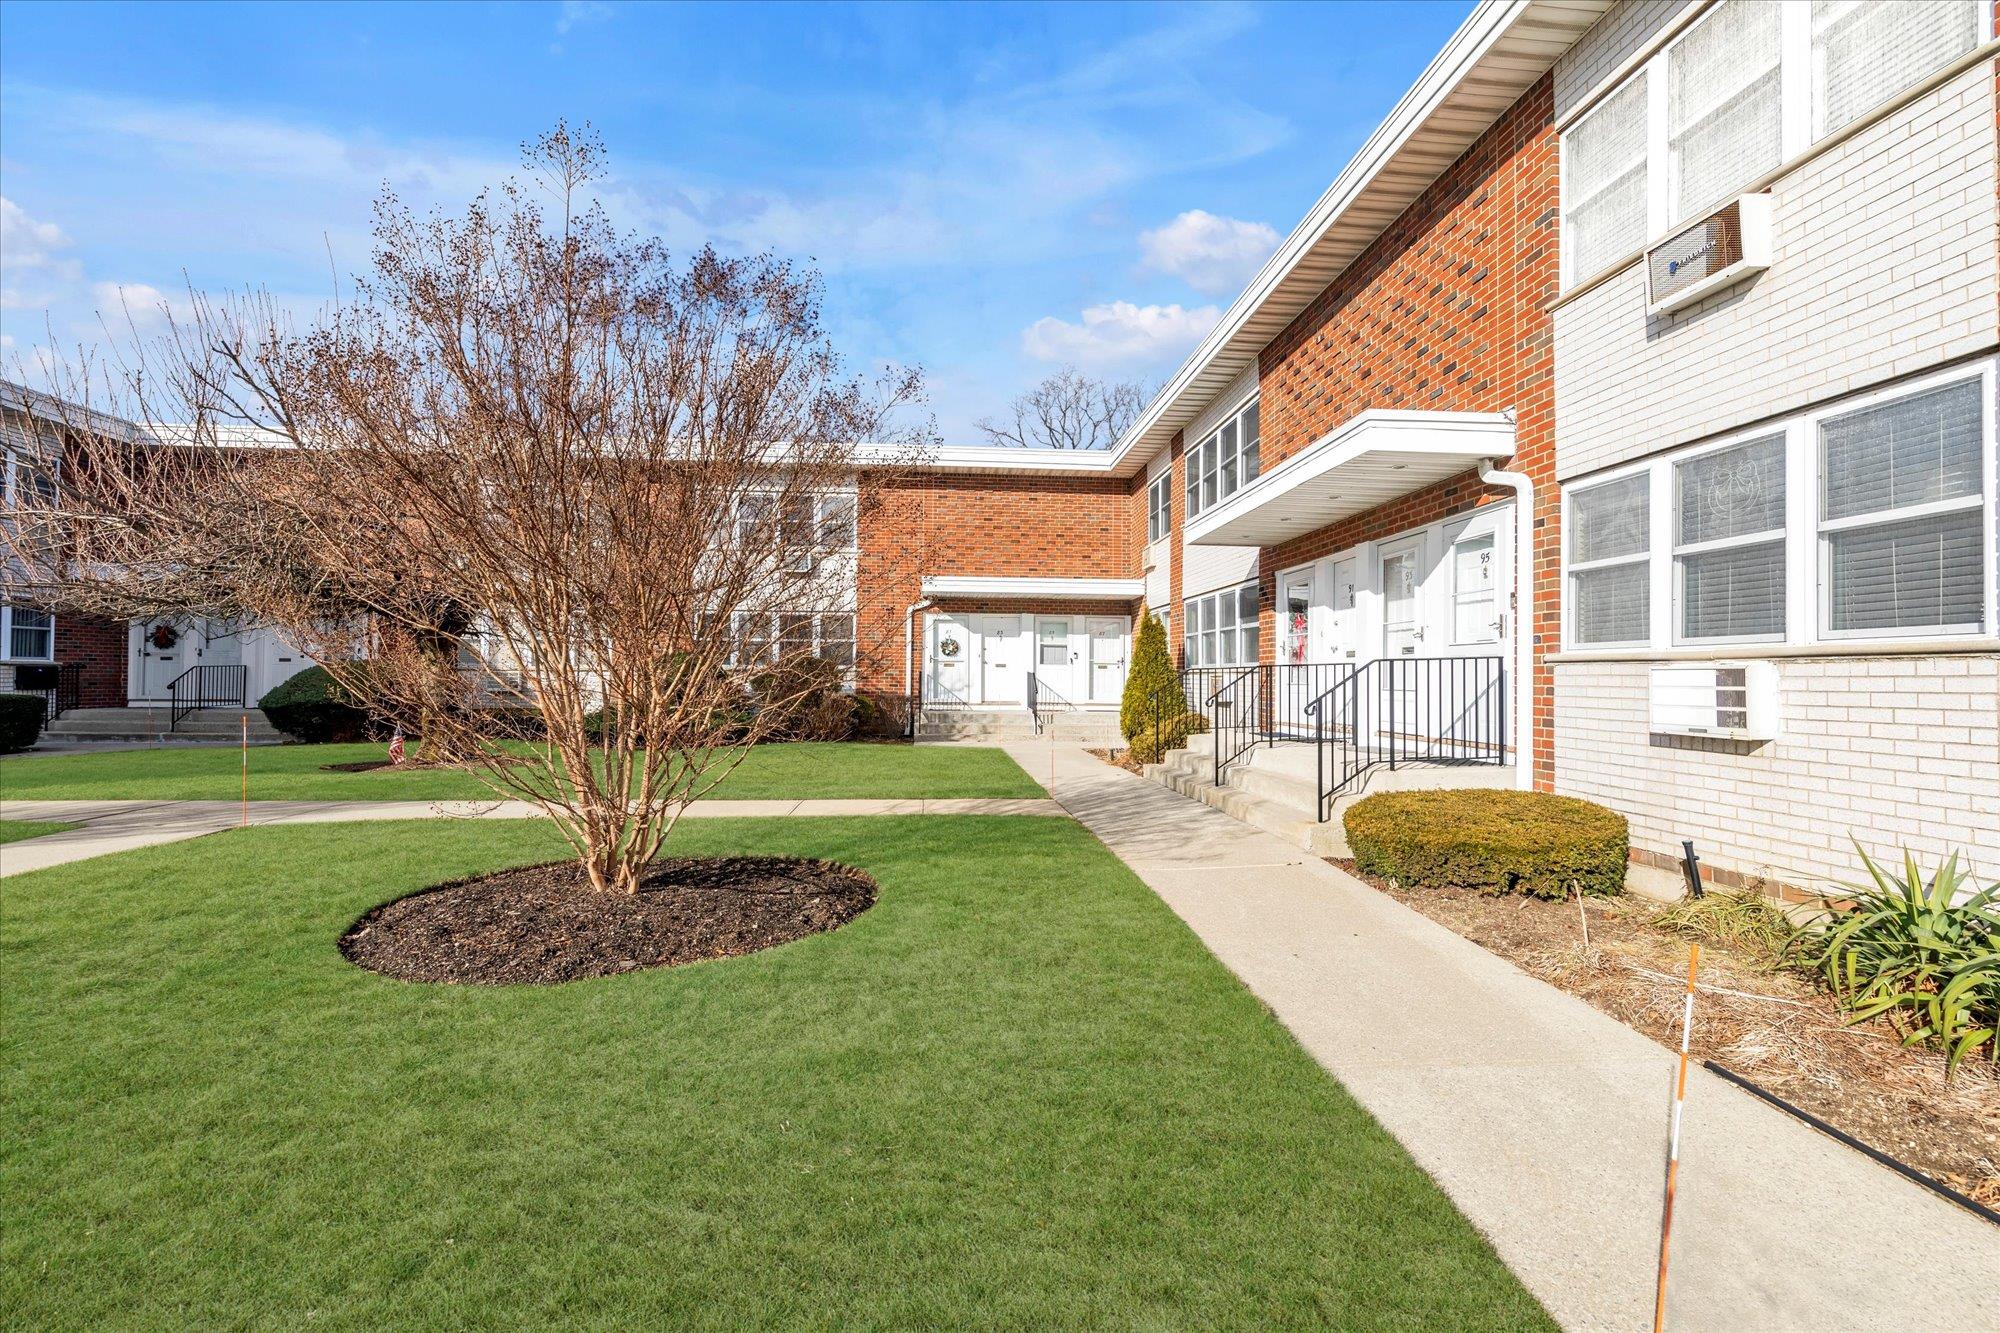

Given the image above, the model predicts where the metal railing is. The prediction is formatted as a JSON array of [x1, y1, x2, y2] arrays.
[[908, 678, 973, 736], [1304, 655, 1506, 821], [1026, 674, 1076, 736], [168, 664, 248, 731], [1181, 661, 1363, 786], [18, 661, 83, 721]]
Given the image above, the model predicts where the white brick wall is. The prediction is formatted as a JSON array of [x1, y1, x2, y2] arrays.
[[1554, 656, 2000, 890], [1554, 63, 2000, 480], [1553, 0, 1691, 120]]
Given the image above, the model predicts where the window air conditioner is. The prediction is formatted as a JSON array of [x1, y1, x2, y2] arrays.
[[1648, 662, 1778, 741], [1645, 194, 1772, 316]]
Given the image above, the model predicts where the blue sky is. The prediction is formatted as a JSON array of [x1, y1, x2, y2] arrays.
[[0, 0, 1472, 441]]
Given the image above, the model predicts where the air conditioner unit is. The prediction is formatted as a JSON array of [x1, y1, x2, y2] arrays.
[[1648, 662, 1779, 741], [784, 549, 814, 575], [1646, 194, 1773, 315]]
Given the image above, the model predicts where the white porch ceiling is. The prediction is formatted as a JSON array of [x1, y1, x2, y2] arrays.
[[1184, 411, 1515, 548]]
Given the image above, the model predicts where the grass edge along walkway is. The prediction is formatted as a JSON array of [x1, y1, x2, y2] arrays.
[[0, 740, 1044, 803], [2, 816, 1552, 1331], [0, 818, 75, 845]]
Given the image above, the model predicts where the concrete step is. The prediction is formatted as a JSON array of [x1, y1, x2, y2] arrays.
[[44, 707, 283, 743], [917, 709, 1122, 743], [1142, 752, 1352, 857]]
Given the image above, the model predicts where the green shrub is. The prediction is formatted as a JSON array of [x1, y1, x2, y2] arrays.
[[258, 666, 372, 743], [1788, 845, 1998, 1076], [750, 656, 856, 741], [1128, 711, 1204, 766], [1344, 789, 1627, 900], [1121, 612, 1187, 742], [0, 693, 46, 754]]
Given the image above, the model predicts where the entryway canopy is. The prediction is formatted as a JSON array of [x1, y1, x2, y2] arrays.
[[1184, 410, 1515, 547], [920, 576, 1145, 599]]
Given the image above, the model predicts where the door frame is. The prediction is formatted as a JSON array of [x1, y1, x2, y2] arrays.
[[1083, 615, 1129, 705], [1032, 614, 1078, 705]]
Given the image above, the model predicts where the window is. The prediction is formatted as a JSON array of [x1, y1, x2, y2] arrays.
[[1147, 471, 1172, 543], [1183, 583, 1258, 667], [1038, 619, 1069, 666], [1814, 1, 1983, 136], [3, 606, 54, 661], [1669, 0, 1783, 222], [1184, 398, 1260, 520], [726, 611, 856, 669], [735, 492, 857, 552], [1819, 379, 1985, 635], [1567, 474, 1651, 645], [1560, 0, 1986, 285], [1563, 77, 1649, 284], [1564, 365, 1995, 651], [1675, 434, 1787, 642]]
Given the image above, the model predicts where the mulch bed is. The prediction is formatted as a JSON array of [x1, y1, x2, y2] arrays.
[[1086, 747, 1144, 775], [340, 856, 876, 986], [1331, 858, 2000, 1208], [321, 760, 396, 774]]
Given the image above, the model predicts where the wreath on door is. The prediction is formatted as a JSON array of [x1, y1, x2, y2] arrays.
[[938, 636, 962, 659], [149, 623, 180, 650]]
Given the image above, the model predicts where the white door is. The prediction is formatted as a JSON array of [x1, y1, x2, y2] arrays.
[[1327, 557, 1361, 661], [1277, 569, 1314, 665], [977, 615, 1025, 706], [1378, 537, 1424, 740], [928, 617, 973, 706], [136, 619, 185, 700], [1086, 617, 1126, 704], [1034, 616, 1076, 705], [1441, 505, 1514, 760]]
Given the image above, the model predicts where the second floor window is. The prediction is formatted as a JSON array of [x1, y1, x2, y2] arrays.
[[1184, 399, 1259, 520], [1147, 471, 1172, 543]]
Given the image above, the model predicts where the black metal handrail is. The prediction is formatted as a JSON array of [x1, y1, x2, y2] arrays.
[[1026, 674, 1076, 736], [168, 664, 248, 731], [19, 661, 83, 721], [1304, 655, 1506, 821], [1181, 661, 1365, 786], [909, 678, 973, 736]]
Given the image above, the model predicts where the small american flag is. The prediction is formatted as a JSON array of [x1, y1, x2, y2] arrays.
[[387, 730, 406, 765]]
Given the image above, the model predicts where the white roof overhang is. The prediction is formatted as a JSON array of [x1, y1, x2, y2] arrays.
[[1184, 411, 1515, 547], [920, 576, 1144, 600]]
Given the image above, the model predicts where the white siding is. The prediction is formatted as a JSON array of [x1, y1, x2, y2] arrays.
[[1182, 542, 1259, 599], [1144, 451, 1170, 610], [1554, 656, 2000, 889], [1186, 363, 1258, 445], [1555, 63, 2000, 480]]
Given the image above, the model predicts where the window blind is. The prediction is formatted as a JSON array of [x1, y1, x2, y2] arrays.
[[1571, 473, 1650, 563], [1678, 435, 1785, 544], [1814, 0, 1982, 136], [1572, 563, 1650, 645], [1827, 510, 1984, 632], [1682, 543, 1787, 640], [1822, 379, 1983, 519], [1670, 0, 1783, 220], [1570, 473, 1652, 644], [1564, 76, 1649, 280]]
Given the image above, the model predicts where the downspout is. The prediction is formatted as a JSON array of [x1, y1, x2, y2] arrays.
[[1478, 454, 1536, 792], [903, 597, 934, 737]]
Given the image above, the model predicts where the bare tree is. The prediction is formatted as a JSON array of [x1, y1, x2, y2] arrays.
[[975, 367, 1147, 450], [7, 123, 931, 894]]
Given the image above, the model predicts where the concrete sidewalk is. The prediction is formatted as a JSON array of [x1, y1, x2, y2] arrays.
[[0, 795, 1066, 876], [1007, 738, 1998, 1333]]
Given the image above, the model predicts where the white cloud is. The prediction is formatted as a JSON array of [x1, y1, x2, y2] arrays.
[[90, 280, 194, 332], [1139, 209, 1278, 296], [0, 197, 81, 309], [1021, 300, 1219, 367], [555, 1, 614, 36]]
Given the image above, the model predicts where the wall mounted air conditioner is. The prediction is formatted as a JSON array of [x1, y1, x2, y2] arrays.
[[1648, 662, 1779, 741], [1646, 194, 1773, 316]]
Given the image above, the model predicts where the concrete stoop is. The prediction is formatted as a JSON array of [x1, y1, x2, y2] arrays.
[[917, 710, 1123, 744], [42, 707, 284, 745], [1142, 737, 1513, 858]]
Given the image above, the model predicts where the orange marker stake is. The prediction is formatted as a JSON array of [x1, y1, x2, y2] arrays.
[[1654, 942, 1700, 1333], [241, 714, 249, 828]]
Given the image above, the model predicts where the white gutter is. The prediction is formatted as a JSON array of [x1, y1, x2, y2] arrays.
[[903, 597, 934, 704], [1479, 456, 1536, 792]]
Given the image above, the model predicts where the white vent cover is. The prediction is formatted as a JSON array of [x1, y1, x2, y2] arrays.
[[1646, 195, 1773, 315], [1649, 662, 1779, 741]]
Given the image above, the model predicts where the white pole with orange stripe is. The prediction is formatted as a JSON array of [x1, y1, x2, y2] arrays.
[[1654, 942, 1700, 1333]]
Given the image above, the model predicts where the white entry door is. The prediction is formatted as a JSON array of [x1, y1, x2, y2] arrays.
[[136, 619, 186, 700], [1327, 557, 1361, 662], [1086, 617, 1126, 704], [1277, 569, 1314, 665], [1034, 616, 1076, 705], [977, 615, 1026, 706], [1378, 536, 1425, 738], [1441, 504, 1514, 760], [928, 617, 974, 705]]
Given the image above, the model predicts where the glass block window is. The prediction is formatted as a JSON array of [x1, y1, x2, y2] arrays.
[[1675, 435, 1787, 641], [1568, 473, 1651, 645], [1669, 0, 1784, 221], [1820, 378, 1986, 634], [1563, 76, 1649, 282]]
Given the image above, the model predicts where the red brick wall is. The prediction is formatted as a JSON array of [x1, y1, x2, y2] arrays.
[[59, 613, 128, 707], [854, 470, 1136, 709], [1243, 73, 1561, 786]]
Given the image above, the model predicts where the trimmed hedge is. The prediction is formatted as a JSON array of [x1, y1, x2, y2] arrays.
[[258, 666, 372, 744], [1128, 711, 1207, 766], [1344, 788, 1627, 900], [0, 692, 46, 754]]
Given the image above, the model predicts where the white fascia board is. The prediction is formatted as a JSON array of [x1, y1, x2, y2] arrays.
[[852, 442, 1120, 474], [920, 576, 1145, 599], [1184, 410, 1515, 547]]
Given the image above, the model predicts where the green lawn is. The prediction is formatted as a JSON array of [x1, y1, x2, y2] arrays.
[[0, 819, 74, 845], [0, 741, 1042, 803], [2, 817, 1549, 1331]]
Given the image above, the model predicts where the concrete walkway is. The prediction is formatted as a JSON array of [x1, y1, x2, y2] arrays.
[[0, 795, 1065, 876], [1004, 738, 1998, 1333]]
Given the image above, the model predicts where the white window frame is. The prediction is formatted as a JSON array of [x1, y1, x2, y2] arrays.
[[725, 609, 857, 674], [1671, 432, 1790, 646], [1564, 467, 1654, 649], [1182, 581, 1260, 669], [1, 605, 56, 663], [1183, 397, 1260, 521], [1561, 358, 1998, 653], [1558, 0, 1993, 290], [1147, 470, 1172, 543]]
